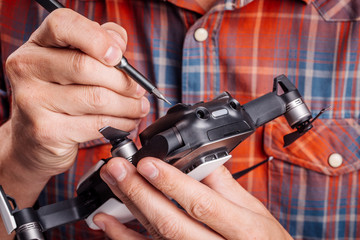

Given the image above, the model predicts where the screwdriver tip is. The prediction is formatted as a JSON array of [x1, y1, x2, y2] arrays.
[[152, 88, 172, 105], [163, 97, 172, 105]]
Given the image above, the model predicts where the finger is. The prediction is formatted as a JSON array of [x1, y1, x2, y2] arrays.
[[93, 213, 148, 240], [25, 110, 139, 144], [13, 41, 144, 98], [30, 8, 125, 66], [203, 168, 293, 239], [41, 83, 149, 118], [137, 157, 275, 239], [201, 165, 273, 217], [100, 160, 176, 239], [101, 22, 128, 46], [101, 158, 223, 240], [91, 167, 160, 238]]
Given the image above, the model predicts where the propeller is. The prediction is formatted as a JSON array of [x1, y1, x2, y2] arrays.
[[283, 107, 330, 147], [99, 126, 130, 146]]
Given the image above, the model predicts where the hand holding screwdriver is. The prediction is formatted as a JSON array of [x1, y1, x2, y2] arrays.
[[0, 5, 152, 238], [35, 0, 171, 105]]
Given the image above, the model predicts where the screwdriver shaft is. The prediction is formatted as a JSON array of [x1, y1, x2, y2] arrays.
[[115, 58, 171, 105]]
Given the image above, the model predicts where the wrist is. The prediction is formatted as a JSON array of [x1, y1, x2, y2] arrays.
[[0, 121, 50, 208]]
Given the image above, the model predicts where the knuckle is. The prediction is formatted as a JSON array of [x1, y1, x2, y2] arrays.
[[48, 8, 72, 22], [117, 119, 138, 133], [123, 76, 136, 93], [11, 82, 39, 111], [94, 115, 111, 130], [46, 9, 71, 43], [94, 116, 138, 133], [12, 89, 31, 110], [157, 179, 178, 195], [188, 193, 217, 220], [84, 87, 108, 111], [124, 181, 145, 201], [70, 51, 89, 75], [87, 25, 106, 47], [155, 215, 183, 240], [5, 53, 19, 74], [120, 98, 142, 118], [5, 50, 31, 81]]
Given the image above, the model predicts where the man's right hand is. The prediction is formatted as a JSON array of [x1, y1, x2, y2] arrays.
[[1, 8, 149, 208]]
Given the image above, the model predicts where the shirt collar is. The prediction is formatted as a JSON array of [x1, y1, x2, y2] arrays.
[[165, 0, 209, 15], [299, 0, 313, 4], [231, 0, 312, 9], [166, 0, 312, 15]]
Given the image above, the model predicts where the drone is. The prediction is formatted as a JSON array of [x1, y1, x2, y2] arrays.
[[0, 75, 327, 240]]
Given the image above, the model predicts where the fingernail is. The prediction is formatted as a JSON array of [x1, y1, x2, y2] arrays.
[[94, 219, 105, 231], [136, 84, 146, 97], [108, 161, 127, 182], [104, 46, 122, 65], [141, 97, 150, 114], [138, 162, 159, 180], [101, 170, 117, 186]]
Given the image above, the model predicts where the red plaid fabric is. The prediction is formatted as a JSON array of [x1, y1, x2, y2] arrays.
[[0, 0, 359, 239]]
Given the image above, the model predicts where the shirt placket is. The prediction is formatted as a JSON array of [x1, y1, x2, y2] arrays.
[[181, 5, 227, 104]]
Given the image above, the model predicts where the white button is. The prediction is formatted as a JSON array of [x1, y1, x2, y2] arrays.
[[212, 109, 228, 118], [194, 28, 208, 42], [328, 153, 343, 168]]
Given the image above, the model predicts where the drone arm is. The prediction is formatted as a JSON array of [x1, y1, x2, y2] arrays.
[[243, 92, 286, 128], [36, 195, 96, 231], [243, 75, 311, 131]]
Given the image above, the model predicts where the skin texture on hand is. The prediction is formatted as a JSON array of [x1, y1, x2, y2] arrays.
[[5, 8, 149, 178], [0, 8, 149, 239], [96, 158, 294, 240]]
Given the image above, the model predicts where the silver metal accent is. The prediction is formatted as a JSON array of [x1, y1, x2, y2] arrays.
[[0, 188, 17, 234], [118, 57, 128, 68], [152, 88, 172, 105], [111, 141, 138, 163], [286, 98, 303, 112], [16, 222, 44, 240], [284, 98, 311, 127]]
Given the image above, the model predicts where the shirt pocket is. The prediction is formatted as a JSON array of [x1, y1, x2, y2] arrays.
[[263, 117, 360, 176], [313, 0, 360, 22]]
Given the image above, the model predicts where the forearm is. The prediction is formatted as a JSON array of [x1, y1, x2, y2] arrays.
[[0, 120, 50, 239]]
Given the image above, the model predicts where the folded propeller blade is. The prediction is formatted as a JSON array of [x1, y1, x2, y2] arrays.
[[99, 126, 130, 144], [283, 106, 330, 147]]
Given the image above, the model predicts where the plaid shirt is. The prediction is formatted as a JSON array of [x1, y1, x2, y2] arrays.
[[1, 0, 359, 239]]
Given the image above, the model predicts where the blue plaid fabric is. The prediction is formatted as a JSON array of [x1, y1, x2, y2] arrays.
[[0, 0, 359, 239]]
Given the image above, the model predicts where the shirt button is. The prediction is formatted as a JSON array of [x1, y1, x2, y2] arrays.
[[194, 28, 208, 42], [328, 153, 343, 168]]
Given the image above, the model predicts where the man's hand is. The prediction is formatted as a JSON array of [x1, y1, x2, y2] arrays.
[[96, 157, 293, 240], [0, 9, 150, 238], [4, 8, 149, 181], [0, 8, 150, 223]]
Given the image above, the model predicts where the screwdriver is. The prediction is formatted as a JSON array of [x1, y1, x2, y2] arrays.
[[35, 0, 172, 105], [115, 58, 171, 105]]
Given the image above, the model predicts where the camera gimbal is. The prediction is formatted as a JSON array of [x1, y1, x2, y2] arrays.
[[0, 75, 326, 240]]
